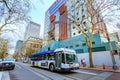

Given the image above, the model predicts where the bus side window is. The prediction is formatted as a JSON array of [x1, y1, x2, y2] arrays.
[[73, 55, 75, 60], [45, 54, 48, 60], [42, 55, 44, 60], [49, 53, 55, 60], [50, 56, 55, 60], [62, 54, 65, 63], [40, 55, 42, 60]]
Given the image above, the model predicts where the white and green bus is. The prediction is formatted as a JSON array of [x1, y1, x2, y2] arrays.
[[30, 48, 79, 71]]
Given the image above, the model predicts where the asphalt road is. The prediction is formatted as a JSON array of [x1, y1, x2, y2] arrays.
[[8, 62, 120, 80], [9, 62, 45, 80]]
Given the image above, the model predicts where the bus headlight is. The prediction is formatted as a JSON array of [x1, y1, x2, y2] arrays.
[[75, 63, 79, 67]]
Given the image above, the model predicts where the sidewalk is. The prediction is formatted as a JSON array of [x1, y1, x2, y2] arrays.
[[79, 65, 120, 72], [0, 72, 3, 80], [0, 71, 10, 80]]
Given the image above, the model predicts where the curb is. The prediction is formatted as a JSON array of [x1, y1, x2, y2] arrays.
[[79, 67, 120, 73]]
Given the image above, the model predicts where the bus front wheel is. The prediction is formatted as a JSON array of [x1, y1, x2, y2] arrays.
[[49, 64, 54, 71]]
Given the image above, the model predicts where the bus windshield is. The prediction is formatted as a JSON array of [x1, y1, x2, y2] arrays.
[[65, 54, 78, 63]]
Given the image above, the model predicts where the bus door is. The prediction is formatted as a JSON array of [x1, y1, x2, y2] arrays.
[[55, 52, 62, 69]]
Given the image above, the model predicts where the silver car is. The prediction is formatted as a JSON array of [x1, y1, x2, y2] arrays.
[[1, 58, 15, 70]]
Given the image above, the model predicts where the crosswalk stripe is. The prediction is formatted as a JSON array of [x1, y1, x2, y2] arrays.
[[74, 70, 98, 75]]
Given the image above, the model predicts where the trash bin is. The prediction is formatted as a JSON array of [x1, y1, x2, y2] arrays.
[[113, 64, 118, 70]]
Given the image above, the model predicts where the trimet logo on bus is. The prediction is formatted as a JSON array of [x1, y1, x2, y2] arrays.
[[64, 50, 75, 53], [56, 48, 74, 52], [66, 49, 75, 52]]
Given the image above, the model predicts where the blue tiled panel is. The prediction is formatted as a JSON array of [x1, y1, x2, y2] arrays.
[[40, 40, 59, 52], [37, 33, 118, 54], [60, 33, 101, 48], [92, 33, 101, 44], [48, 0, 66, 15]]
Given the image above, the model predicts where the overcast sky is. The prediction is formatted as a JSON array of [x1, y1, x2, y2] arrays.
[[0, 0, 56, 54], [29, 0, 56, 37]]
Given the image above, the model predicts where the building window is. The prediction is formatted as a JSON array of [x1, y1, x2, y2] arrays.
[[92, 42, 95, 44], [75, 49, 83, 53], [82, 15, 85, 18], [84, 28, 87, 32], [76, 6, 79, 9], [77, 24, 80, 26], [82, 8, 84, 12], [82, 43, 86, 46], [70, 45, 73, 48], [76, 12, 79, 15], [78, 31, 81, 33], [77, 0, 79, 3], [72, 9, 74, 12], [83, 21, 86, 25], [91, 46, 106, 52], [76, 44, 79, 47], [73, 33, 76, 35], [73, 26, 75, 29]]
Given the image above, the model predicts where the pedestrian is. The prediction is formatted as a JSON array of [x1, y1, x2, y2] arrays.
[[81, 59, 83, 66], [82, 58, 86, 67]]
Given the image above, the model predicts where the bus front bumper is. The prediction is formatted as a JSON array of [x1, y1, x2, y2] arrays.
[[61, 67, 79, 71]]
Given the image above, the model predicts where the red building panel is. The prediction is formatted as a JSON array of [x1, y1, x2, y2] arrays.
[[50, 14, 55, 22], [50, 22, 55, 31], [59, 4, 68, 40], [59, 4, 66, 15], [49, 15, 55, 32]]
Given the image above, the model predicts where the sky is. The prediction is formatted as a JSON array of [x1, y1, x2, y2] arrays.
[[0, 0, 56, 54], [29, 0, 56, 37]]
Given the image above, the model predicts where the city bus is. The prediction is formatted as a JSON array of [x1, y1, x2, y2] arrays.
[[30, 48, 80, 71]]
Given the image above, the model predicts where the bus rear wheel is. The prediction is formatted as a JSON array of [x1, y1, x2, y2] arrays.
[[49, 64, 54, 71]]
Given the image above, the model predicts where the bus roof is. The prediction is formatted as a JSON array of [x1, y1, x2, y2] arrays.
[[30, 49, 55, 57], [30, 48, 76, 57]]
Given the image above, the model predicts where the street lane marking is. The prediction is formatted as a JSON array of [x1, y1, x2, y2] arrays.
[[16, 63, 51, 80], [26, 68, 51, 80], [15, 63, 22, 69], [74, 70, 98, 75], [88, 72, 113, 80]]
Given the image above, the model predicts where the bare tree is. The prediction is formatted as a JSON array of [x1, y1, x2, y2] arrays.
[[0, 0, 31, 33], [68, 0, 120, 68]]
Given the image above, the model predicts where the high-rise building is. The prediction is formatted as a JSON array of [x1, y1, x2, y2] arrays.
[[14, 40, 23, 54], [44, 0, 67, 43], [44, 0, 107, 43], [24, 21, 41, 41]]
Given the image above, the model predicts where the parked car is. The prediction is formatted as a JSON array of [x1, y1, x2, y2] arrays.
[[0, 58, 15, 70], [23, 58, 29, 63], [0, 59, 2, 70]]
